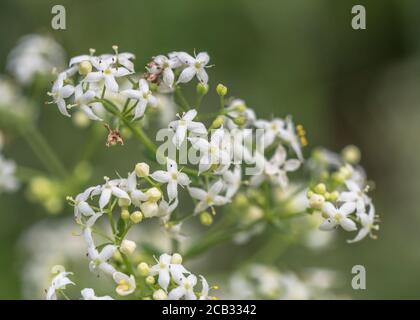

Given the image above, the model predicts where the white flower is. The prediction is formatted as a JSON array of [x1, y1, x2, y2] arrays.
[[339, 180, 371, 216], [7, 34, 66, 85], [84, 59, 131, 92], [225, 99, 256, 129], [48, 72, 74, 117], [189, 127, 231, 174], [278, 117, 303, 161], [46, 271, 74, 300], [168, 109, 207, 148], [121, 79, 157, 119], [176, 51, 210, 85], [122, 171, 148, 207], [151, 158, 191, 201], [348, 203, 379, 243], [113, 272, 136, 296], [81, 288, 113, 300], [254, 118, 285, 148], [97, 177, 130, 210], [250, 145, 301, 188], [87, 244, 117, 275], [320, 202, 357, 232], [149, 253, 190, 291], [73, 186, 99, 223], [189, 180, 229, 214], [100, 51, 136, 72], [223, 166, 242, 199], [0, 154, 19, 194], [168, 274, 198, 300], [70, 85, 102, 121], [147, 55, 179, 88]]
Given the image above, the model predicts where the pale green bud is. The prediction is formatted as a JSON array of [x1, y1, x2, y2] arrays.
[[146, 187, 162, 202], [196, 82, 209, 95], [153, 289, 167, 300], [121, 208, 130, 220], [130, 211, 143, 224], [146, 276, 155, 285], [120, 239, 136, 255], [137, 262, 149, 276], [211, 115, 225, 129], [78, 61, 92, 75], [342, 145, 361, 164], [200, 212, 213, 226], [171, 253, 183, 264], [216, 83, 228, 96], [314, 183, 326, 195], [135, 162, 150, 177]]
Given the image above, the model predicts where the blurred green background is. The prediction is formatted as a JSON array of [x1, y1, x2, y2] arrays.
[[1, 0, 420, 299]]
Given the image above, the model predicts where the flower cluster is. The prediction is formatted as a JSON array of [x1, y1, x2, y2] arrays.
[[7, 34, 66, 86], [0, 132, 19, 194], [222, 264, 342, 300], [306, 146, 379, 243], [35, 43, 379, 299]]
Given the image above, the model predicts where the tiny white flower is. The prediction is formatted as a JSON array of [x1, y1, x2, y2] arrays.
[[189, 180, 229, 214], [113, 272, 136, 296], [100, 51, 136, 72], [98, 177, 130, 210], [151, 158, 191, 201], [81, 288, 113, 300], [46, 271, 74, 300], [168, 274, 198, 300], [70, 85, 102, 121], [176, 51, 210, 85], [147, 55, 179, 88], [87, 244, 117, 275], [73, 185, 100, 223], [121, 78, 157, 119], [48, 72, 74, 117], [149, 253, 190, 291], [254, 118, 285, 148], [84, 59, 131, 92], [223, 166, 242, 199], [348, 203, 379, 243], [168, 109, 207, 148], [278, 117, 303, 161], [320, 202, 357, 232], [0, 154, 19, 194], [189, 127, 231, 174], [250, 145, 301, 188], [339, 180, 371, 216], [121, 171, 148, 207]]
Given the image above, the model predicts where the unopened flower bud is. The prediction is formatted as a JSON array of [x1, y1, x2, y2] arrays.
[[329, 191, 339, 202], [137, 262, 149, 276], [332, 172, 346, 185], [118, 198, 130, 208], [196, 82, 209, 95], [171, 253, 183, 264], [234, 193, 248, 207], [235, 104, 247, 113], [342, 145, 361, 164], [216, 83, 228, 96], [135, 162, 150, 177], [78, 61, 92, 75], [120, 239, 136, 255], [314, 183, 326, 195], [140, 201, 159, 218], [146, 276, 155, 285], [153, 289, 167, 300], [211, 115, 225, 129], [146, 187, 162, 202], [233, 116, 247, 126], [309, 193, 325, 209], [200, 212, 213, 226], [121, 208, 130, 220], [130, 211, 143, 224]]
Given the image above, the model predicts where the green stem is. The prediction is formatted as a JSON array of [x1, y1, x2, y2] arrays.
[[174, 86, 189, 111], [21, 126, 68, 178]]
